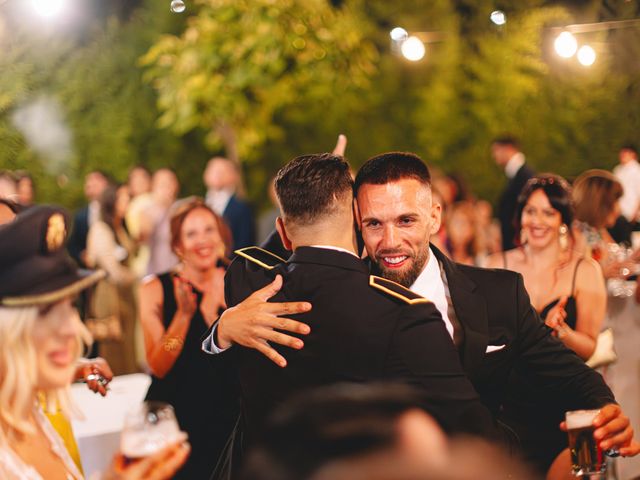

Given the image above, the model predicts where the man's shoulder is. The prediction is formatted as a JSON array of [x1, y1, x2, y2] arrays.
[[454, 262, 522, 290]]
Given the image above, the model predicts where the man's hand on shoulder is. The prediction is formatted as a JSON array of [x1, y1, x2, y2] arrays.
[[218, 274, 312, 368]]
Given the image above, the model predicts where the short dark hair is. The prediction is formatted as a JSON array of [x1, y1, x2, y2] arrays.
[[573, 169, 623, 228], [274, 153, 353, 225], [241, 383, 424, 480], [354, 152, 431, 196], [514, 174, 574, 246], [491, 134, 520, 149]]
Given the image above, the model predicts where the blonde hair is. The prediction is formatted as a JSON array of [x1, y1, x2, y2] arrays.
[[0, 305, 90, 442]]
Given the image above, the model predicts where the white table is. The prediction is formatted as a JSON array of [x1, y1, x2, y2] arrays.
[[71, 373, 151, 479], [604, 285, 640, 480]]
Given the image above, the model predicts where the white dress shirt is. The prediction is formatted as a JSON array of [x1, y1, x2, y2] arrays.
[[410, 247, 455, 340], [613, 159, 640, 221], [205, 188, 234, 216], [504, 152, 526, 179]]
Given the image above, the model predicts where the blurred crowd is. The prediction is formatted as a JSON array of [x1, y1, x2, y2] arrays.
[[1, 135, 640, 480]]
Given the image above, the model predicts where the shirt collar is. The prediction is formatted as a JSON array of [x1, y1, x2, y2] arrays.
[[310, 245, 359, 258], [504, 152, 526, 179]]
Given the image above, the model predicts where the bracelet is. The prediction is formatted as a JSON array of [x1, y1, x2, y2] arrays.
[[162, 335, 185, 352]]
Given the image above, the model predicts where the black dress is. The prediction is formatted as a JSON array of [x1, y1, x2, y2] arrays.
[[502, 259, 583, 474], [145, 273, 239, 479]]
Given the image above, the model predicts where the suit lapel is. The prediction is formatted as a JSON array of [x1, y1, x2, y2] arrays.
[[432, 246, 489, 377]]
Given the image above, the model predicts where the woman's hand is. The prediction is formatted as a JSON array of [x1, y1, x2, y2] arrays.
[[76, 357, 114, 396], [545, 296, 569, 337], [173, 276, 197, 318], [105, 441, 191, 480]]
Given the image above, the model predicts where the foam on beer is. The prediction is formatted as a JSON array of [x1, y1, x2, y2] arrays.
[[566, 410, 599, 429]]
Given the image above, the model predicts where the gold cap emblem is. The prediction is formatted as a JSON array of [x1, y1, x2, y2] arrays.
[[45, 213, 66, 252]]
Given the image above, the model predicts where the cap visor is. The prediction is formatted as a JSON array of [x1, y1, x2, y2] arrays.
[[1, 269, 106, 307]]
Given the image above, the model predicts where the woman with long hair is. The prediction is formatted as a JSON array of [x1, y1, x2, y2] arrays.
[[140, 197, 238, 479], [486, 174, 607, 476], [0, 206, 188, 479]]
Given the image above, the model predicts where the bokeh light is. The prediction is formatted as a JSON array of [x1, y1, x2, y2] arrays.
[[390, 27, 408, 42], [401, 36, 425, 62], [554, 31, 578, 58], [577, 45, 596, 66], [31, 0, 66, 18], [490, 11, 506, 26]]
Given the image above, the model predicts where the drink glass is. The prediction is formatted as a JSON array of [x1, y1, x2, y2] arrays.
[[566, 409, 606, 477], [120, 401, 184, 463]]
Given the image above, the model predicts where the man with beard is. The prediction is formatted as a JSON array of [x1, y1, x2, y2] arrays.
[[205, 152, 638, 476]]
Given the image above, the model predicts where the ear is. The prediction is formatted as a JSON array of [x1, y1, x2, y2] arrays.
[[276, 217, 293, 251], [353, 197, 362, 230], [429, 200, 442, 235]]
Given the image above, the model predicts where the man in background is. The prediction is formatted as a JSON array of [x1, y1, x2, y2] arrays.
[[204, 156, 255, 252], [491, 135, 534, 250]]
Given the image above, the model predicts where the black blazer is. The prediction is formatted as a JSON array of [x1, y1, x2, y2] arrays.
[[223, 195, 255, 252], [67, 205, 90, 267], [429, 246, 615, 416], [221, 246, 498, 444], [497, 164, 534, 250]]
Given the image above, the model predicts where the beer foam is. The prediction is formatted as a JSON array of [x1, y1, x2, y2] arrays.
[[566, 410, 599, 429]]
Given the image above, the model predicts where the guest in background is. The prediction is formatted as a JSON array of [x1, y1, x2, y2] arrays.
[[125, 165, 154, 277], [256, 176, 280, 244], [143, 168, 180, 276], [0, 170, 18, 202], [491, 135, 535, 250], [445, 201, 481, 266], [572, 169, 635, 278], [140, 197, 237, 479], [67, 170, 111, 268], [475, 200, 502, 258], [486, 173, 606, 473], [14, 170, 35, 207], [86, 184, 138, 375], [204, 156, 255, 251], [613, 144, 640, 224]]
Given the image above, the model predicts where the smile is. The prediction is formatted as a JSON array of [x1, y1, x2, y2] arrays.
[[381, 255, 409, 268]]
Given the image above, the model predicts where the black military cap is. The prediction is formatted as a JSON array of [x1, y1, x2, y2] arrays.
[[0, 205, 104, 307]]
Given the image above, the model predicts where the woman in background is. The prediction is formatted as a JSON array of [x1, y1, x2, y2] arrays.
[[86, 184, 138, 374], [486, 174, 606, 475], [140, 197, 238, 479]]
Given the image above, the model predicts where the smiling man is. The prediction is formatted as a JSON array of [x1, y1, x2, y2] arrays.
[[206, 151, 639, 476]]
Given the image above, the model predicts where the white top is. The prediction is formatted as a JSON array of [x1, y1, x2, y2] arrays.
[[205, 189, 233, 216], [613, 159, 640, 221], [410, 247, 454, 340], [504, 152, 526, 179], [0, 407, 83, 480]]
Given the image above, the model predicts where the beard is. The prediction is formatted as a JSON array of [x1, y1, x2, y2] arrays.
[[374, 246, 430, 288]]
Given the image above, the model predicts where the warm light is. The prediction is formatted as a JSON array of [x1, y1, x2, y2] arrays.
[[31, 0, 66, 18], [554, 31, 578, 58], [490, 10, 506, 26], [401, 36, 425, 62], [390, 27, 408, 42], [577, 45, 596, 66]]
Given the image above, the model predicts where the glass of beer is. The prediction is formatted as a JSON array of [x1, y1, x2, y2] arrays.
[[566, 409, 606, 477], [120, 401, 185, 463]]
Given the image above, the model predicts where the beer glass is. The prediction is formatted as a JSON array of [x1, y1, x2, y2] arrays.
[[566, 409, 606, 477], [120, 401, 185, 463]]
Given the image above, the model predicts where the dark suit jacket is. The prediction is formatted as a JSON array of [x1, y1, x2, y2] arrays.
[[498, 164, 535, 250], [221, 246, 498, 444], [428, 246, 614, 417], [67, 205, 90, 267], [223, 195, 255, 252]]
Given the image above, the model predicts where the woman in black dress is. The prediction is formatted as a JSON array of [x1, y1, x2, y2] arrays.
[[140, 197, 238, 479]]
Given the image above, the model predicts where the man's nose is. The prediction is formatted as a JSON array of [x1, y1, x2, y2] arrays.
[[380, 225, 400, 249]]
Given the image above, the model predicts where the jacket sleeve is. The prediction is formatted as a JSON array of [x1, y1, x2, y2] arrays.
[[512, 273, 615, 409]]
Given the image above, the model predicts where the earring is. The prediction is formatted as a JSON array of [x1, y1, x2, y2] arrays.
[[559, 224, 569, 251]]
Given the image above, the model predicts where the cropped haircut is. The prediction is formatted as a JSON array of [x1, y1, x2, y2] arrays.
[[274, 153, 353, 225], [354, 152, 431, 196], [514, 174, 574, 246], [491, 134, 520, 149], [573, 170, 623, 229]]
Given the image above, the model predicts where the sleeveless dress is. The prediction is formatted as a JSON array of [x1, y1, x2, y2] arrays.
[[501, 256, 583, 473], [145, 273, 239, 479]]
